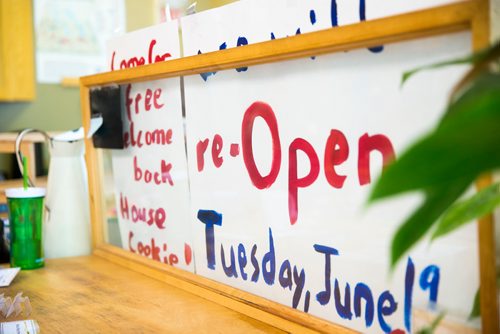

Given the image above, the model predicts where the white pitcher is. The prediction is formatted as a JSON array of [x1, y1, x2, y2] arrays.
[[15, 121, 101, 259]]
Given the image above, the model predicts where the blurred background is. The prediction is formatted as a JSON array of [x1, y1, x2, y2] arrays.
[[0, 0, 237, 180]]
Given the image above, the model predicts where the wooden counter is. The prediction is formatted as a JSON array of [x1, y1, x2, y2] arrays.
[[0, 256, 285, 333]]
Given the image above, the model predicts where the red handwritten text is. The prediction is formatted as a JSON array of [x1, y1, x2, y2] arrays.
[[110, 39, 171, 71], [133, 156, 174, 186], [120, 193, 166, 229], [123, 84, 173, 149], [196, 101, 395, 225], [128, 231, 179, 266]]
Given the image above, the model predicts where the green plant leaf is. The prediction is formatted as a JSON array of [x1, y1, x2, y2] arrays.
[[402, 55, 476, 86], [469, 289, 480, 319], [402, 42, 500, 87], [391, 178, 472, 268], [373, 41, 500, 291], [370, 73, 500, 202], [432, 182, 500, 240]]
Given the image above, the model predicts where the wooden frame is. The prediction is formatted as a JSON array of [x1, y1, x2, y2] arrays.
[[80, 1, 498, 333]]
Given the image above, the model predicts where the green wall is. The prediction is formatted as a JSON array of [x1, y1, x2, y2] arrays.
[[0, 84, 81, 178], [0, 84, 81, 132]]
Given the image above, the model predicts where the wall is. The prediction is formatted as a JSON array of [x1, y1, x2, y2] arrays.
[[126, 0, 156, 32], [0, 0, 235, 134], [0, 84, 81, 132], [196, 0, 236, 12]]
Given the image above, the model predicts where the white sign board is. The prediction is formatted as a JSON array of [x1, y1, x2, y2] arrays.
[[103, 0, 480, 332], [181, 2, 478, 332], [181, 0, 461, 57]]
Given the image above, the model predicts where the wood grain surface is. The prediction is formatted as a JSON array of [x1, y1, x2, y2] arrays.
[[0, 256, 285, 334]]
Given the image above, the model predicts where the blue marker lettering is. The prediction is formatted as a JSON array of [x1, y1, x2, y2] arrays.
[[197, 209, 222, 270], [250, 244, 260, 282], [331, 0, 338, 27], [420, 265, 440, 309], [377, 291, 397, 333], [359, 0, 384, 52], [292, 266, 306, 309], [236, 37, 249, 72], [354, 283, 374, 327], [310, 10, 317, 25], [238, 243, 248, 280], [304, 290, 311, 313], [404, 257, 415, 332], [221, 245, 238, 278], [279, 260, 293, 290], [197, 50, 217, 81], [262, 228, 276, 285], [314, 244, 339, 305], [335, 279, 353, 320]]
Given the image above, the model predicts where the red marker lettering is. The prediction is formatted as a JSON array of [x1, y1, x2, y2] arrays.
[[288, 138, 320, 225], [212, 134, 224, 168], [197, 139, 210, 172], [324, 129, 349, 189], [153, 88, 164, 109], [110, 39, 171, 72], [242, 101, 281, 189], [358, 133, 395, 185]]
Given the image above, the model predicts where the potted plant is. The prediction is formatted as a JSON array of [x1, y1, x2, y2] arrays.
[[369, 42, 500, 328]]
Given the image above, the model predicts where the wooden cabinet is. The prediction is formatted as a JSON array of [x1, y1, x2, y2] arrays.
[[0, 0, 35, 101]]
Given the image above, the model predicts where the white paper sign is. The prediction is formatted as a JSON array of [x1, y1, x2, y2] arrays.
[[101, 1, 480, 332], [107, 21, 181, 72], [0, 268, 20, 287], [106, 22, 194, 271], [183, 7, 477, 331], [181, 0, 461, 57]]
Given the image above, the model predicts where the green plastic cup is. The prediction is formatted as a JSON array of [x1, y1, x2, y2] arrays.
[[6, 187, 46, 269]]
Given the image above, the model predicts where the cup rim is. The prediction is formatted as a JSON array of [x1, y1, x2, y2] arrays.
[[5, 187, 46, 198]]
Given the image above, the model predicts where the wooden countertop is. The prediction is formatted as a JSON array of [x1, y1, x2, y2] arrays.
[[0, 256, 285, 333]]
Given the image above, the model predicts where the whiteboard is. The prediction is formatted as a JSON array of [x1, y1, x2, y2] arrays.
[[100, 1, 482, 332], [182, 31, 477, 333]]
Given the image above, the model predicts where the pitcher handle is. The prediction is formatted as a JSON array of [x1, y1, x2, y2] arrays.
[[14, 129, 51, 188]]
